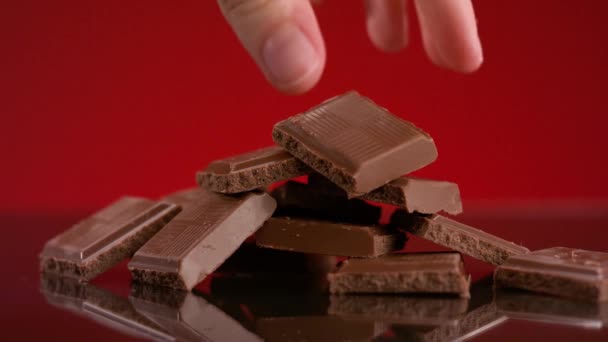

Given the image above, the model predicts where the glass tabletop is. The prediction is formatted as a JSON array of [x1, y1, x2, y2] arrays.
[[3, 207, 608, 341]]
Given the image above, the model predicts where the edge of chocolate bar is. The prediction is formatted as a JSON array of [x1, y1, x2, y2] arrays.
[[40, 197, 181, 282], [309, 173, 463, 215], [327, 252, 470, 297], [393, 212, 529, 265], [196, 146, 309, 194], [494, 247, 608, 302]]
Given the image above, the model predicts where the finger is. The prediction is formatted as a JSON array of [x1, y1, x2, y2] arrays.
[[414, 0, 483, 73], [218, 0, 326, 94], [365, 0, 409, 52]]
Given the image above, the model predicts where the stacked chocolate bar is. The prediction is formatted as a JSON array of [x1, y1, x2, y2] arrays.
[[40, 91, 608, 303]]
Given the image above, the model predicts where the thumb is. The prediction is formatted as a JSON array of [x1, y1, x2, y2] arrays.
[[218, 0, 326, 94]]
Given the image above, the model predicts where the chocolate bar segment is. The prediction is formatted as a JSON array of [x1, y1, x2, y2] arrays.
[[271, 180, 381, 225], [40, 197, 181, 282], [197, 146, 309, 194], [128, 190, 276, 290], [327, 252, 470, 296], [392, 212, 529, 265], [494, 247, 608, 302], [256, 217, 405, 257], [309, 173, 462, 215], [272, 91, 438, 197]]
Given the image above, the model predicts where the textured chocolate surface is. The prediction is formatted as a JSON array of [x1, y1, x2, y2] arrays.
[[272, 91, 438, 197], [40, 274, 173, 341], [197, 146, 308, 194], [309, 173, 462, 215], [393, 212, 529, 265], [256, 316, 386, 342], [40, 197, 181, 281], [494, 247, 608, 302], [256, 216, 405, 257], [327, 252, 470, 296], [496, 289, 608, 328], [329, 295, 468, 326], [271, 180, 381, 225], [128, 190, 276, 290], [130, 286, 262, 342]]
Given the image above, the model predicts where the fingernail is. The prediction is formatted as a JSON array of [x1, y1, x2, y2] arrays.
[[262, 24, 319, 87]]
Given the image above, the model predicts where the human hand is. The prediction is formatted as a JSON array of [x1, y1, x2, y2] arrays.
[[218, 0, 483, 94]]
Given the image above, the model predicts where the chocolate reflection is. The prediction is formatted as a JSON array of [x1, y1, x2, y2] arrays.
[[129, 283, 262, 342], [39, 274, 173, 341], [390, 277, 506, 341], [495, 289, 608, 329], [329, 295, 469, 327]]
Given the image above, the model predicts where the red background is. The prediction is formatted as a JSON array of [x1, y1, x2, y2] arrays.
[[2, 0, 608, 213]]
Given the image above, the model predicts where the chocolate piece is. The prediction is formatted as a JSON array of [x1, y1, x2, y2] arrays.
[[162, 187, 206, 208], [494, 247, 608, 302], [309, 173, 462, 215], [216, 242, 337, 274], [40, 197, 181, 282], [197, 146, 309, 194], [271, 180, 381, 225], [327, 252, 470, 296], [256, 316, 386, 342], [272, 91, 438, 197], [256, 216, 405, 257], [329, 295, 468, 326], [128, 190, 276, 290], [40, 274, 173, 341], [496, 289, 608, 329], [130, 286, 262, 342], [393, 212, 529, 265]]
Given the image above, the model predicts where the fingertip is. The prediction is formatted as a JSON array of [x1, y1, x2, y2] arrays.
[[270, 53, 325, 95], [261, 22, 325, 94], [365, 0, 409, 53]]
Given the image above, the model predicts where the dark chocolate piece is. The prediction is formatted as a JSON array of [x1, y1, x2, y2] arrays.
[[271, 180, 381, 225], [40, 274, 173, 341], [392, 212, 530, 265], [309, 173, 462, 215], [216, 242, 337, 274], [495, 289, 608, 328], [40, 197, 181, 282], [494, 247, 608, 302], [130, 285, 262, 342], [128, 190, 276, 290], [272, 91, 438, 197], [329, 295, 468, 326], [256, 216, 405, 257], [197, 146, 309, 194], [327, 252, 470, 296], [256, 316, 386, 342]]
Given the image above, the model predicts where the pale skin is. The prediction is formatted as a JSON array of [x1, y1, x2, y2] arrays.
[[218, 0, 483, 94]]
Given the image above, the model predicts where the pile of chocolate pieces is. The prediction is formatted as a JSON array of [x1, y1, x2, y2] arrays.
[[40, 92, 608, 336]]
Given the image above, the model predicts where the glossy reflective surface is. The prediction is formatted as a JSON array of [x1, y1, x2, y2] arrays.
[[3, 208, 608, 341]]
